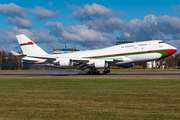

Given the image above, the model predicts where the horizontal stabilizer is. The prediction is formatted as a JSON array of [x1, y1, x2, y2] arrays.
[[11, 51, 26, 56]]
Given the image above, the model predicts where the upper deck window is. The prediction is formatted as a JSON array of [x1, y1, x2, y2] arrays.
[[125, 45, 134, 48], [138, 44, 147, 46], [159, 41, 164, 44]]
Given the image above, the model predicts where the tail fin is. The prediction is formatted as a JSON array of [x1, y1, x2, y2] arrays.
[[16, 34, 48, 55]]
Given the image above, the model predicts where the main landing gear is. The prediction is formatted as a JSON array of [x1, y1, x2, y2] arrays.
[[87, 68, 110, 75], [103, 69, 110, 74], [87, 68, 100, 75]]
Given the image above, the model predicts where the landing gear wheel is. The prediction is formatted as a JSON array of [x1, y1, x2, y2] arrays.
[[107, 70, 110, 73], [87, 67, 99, 75], [103, 71, 107, 74], [93, 71, 97, 74]]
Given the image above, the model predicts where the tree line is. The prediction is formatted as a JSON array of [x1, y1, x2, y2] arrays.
[[0, 51, 40, 70], [0, 51, 23, 70], [1, 51, 180, 70]]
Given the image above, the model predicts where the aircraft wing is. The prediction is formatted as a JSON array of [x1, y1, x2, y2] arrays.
[[13, 51, 133, 70], [26, 55, 90, 62], [22, 54, 133, 64]]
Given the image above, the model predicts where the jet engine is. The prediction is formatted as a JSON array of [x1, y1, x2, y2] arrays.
[[94, 60, 108, 68], [59, 59, 73, 67], [120, 63, 134, 68]]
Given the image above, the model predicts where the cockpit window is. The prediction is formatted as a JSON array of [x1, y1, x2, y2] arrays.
[[159, 41, 164, 44]]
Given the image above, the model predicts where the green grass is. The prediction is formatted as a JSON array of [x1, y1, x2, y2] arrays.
[[0, 76, 180, 119]]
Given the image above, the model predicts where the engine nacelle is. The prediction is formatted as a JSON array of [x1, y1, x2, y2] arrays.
[[121, 63, 134, 68], [94, 60, 108, 68], [59, 59, 73, 67]]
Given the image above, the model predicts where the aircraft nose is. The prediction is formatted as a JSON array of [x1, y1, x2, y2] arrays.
[[172, 48, 177, 54], [171, 46, 177, 54], [164, 46, 177, 58]]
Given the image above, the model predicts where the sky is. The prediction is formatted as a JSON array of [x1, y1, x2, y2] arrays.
[[0, 0, 180, 53]]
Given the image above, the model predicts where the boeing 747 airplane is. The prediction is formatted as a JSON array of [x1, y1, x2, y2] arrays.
[[11, 34, 177, 74]]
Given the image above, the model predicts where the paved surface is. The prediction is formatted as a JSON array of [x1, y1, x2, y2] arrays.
[[0, 73, 180, 76]]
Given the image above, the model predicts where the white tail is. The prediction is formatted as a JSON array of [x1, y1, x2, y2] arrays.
[[16, 34, 48, 55]]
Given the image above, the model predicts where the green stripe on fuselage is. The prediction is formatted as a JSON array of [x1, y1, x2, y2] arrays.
[[35, 63, 49, 65], [90, 51, 167, 59], [155, 51, 166, 58]]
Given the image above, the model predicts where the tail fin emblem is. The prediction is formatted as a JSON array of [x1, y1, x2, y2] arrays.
[[20, 42, 34, 46]]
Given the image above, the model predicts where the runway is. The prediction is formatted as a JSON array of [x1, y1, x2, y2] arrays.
[[0, 73, 180, 76]]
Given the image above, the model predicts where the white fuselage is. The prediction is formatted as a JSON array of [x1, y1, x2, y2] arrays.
[[22, 40, 177, 67]]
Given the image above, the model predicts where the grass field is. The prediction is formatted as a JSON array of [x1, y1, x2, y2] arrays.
[[0, 75, 180, 120]]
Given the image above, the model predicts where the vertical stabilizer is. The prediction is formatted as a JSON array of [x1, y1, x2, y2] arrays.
[[16, 34, 48, 55]]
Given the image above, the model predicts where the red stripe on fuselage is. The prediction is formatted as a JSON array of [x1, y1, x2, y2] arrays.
[[34, 62, 44, 64], [84, 49, 177, 59], [161, 49, 177, 58]]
